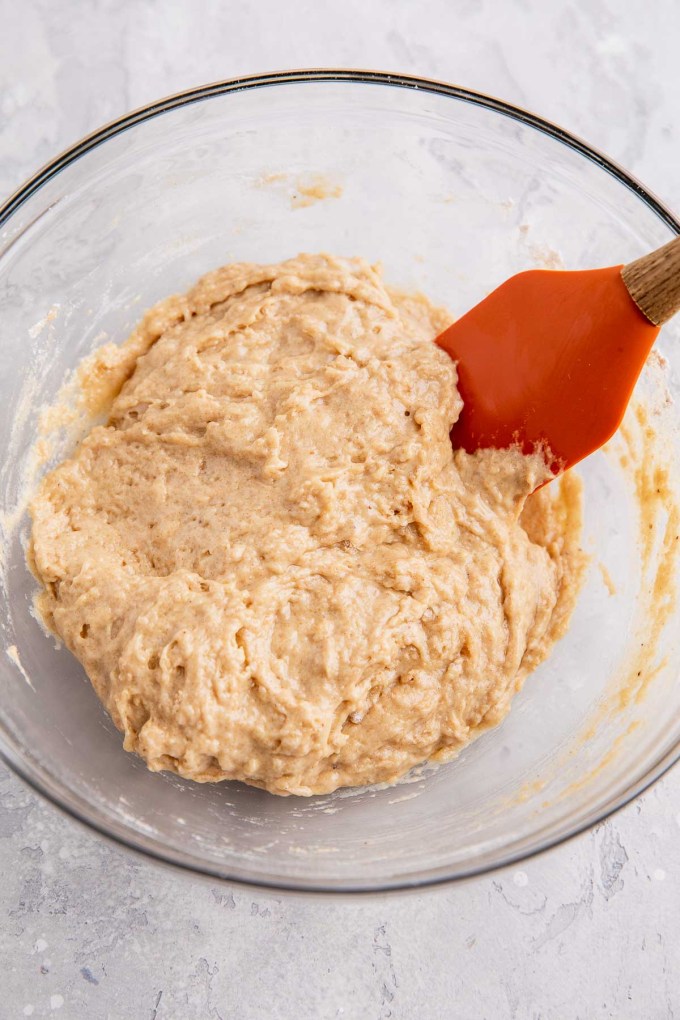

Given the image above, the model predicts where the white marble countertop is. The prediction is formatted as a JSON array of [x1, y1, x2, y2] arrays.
[[2, 2, 679, 1017]]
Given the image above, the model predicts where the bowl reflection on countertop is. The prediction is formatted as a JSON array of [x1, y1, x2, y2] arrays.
[[1, 70, 679, 893]]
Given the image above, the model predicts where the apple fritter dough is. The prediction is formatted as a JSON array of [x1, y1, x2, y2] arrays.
[[30, 254, 583, 795]]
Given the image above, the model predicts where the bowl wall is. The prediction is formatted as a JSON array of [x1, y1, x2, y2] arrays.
[[1, 74, 679, 891]]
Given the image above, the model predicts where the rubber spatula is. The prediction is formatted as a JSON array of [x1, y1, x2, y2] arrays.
[[435, 235, 680, 475]]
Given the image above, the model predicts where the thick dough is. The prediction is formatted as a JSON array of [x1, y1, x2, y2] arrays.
[[30, 254, 583, 795]]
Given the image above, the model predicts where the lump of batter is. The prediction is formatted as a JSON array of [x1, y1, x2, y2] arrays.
[[30, 254, 583, 796]]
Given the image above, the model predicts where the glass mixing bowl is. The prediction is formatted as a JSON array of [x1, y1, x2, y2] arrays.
[[1, 71, 679, 893]]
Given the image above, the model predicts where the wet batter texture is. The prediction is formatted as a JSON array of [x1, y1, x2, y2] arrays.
[[30, 254, 583, 795]]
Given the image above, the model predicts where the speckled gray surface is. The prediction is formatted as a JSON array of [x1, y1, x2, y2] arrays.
[[1, 2, 680, 1017]]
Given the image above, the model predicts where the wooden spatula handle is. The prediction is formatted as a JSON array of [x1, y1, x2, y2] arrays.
[[621, 234, 680, 326]]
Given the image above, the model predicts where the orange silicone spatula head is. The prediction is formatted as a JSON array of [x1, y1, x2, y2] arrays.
[[435, 235, 680, 474]]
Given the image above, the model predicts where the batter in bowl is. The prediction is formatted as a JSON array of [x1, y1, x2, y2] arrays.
[[30, 254, 584, 795]]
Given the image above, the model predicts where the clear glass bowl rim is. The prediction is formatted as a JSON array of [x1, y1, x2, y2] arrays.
[[1, 68, 679, 895]]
